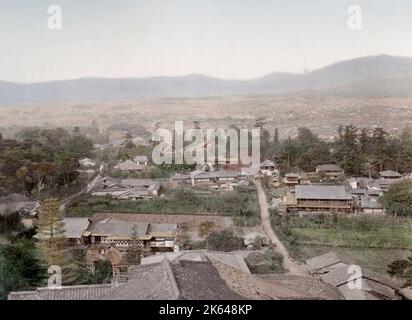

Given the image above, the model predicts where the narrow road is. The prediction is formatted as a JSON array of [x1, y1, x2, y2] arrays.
[[255, 180, 308, 275], [59, 172, 102, 213]]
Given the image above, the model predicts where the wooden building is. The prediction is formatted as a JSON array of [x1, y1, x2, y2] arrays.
[[285, 185, 353, 213], [316, 164, 344, 179]]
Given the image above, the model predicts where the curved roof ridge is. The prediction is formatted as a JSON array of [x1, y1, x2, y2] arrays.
[[160, 258, 180, 300]]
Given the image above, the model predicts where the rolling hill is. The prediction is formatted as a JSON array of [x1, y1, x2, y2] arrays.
[[1, 54, 412, 104]]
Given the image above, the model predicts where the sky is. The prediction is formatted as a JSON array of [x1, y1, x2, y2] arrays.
[[1, 0, 412, 83]]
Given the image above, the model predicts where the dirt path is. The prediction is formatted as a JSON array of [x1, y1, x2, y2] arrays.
[[255, 180, 308, 275], [59, 172, 101, 213]]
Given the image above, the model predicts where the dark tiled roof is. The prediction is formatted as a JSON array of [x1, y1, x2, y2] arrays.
[[143, 250, 250, 273], [100, 260, 179, 300], [171, 260, 244, 300]]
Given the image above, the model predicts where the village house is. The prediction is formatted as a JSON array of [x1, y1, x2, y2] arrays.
[[359, 196, 385, 215], [170, 173, 191, 186], [113, 155, 149, 173], [316, 164, 344, 179], [285, 185, 353, 214], [259, 160, 280, 185], [240, 166, 260, 179], [283, 173, 300, 186], [79, 158, 96, 168], [0, 194, 40, 228], [306, 252, 404, 300], [114, 160, 145, 173], [62, 216, 179, 253], [378, 170, 402, 181], [62, 218, 92, 246], [0, 193, 40, 217], [90, 177, 160, 199], [349, 188, 385, 215], [189, 170, 216, 186], [298, 173, 311, 185], [86, 218, 178, 253], [133, 155, 149, 166], [172, 169, 243, 188]]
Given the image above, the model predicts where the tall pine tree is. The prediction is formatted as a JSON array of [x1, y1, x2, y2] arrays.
[[36, 198, 78, 285]]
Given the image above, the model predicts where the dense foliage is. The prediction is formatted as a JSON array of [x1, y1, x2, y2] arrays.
[[262, 125, 412, 176], [0, 240, 46, 300], [0, 128, 93, 196], [206, 230, 244, 252], [380, 181, 412, 217]]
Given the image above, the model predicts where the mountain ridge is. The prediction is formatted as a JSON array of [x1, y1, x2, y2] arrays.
[[1, 54, 412, 104]]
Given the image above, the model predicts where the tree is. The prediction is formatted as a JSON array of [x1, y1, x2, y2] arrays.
[[371, 127, 388, 172], [388, 257, 412, 285], [126, 225, 142, 265], [206, 230, 244, 252], [71, 250, 112, 285], [255, 118, 270, 161], [198, 221, 215, 238], [36, 198, 78, 285], [175, 224, 190, 249], [0, 240, 45, 300], [92, 260, 113, 284], [380, 181, 412, 218], [273, 128, 280, 146]]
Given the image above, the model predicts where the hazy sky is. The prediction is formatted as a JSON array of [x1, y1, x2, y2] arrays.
[[1, 0, 412, 83]]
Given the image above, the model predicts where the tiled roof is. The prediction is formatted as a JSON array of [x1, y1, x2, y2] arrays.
[[306, 252, 342, 272], [295, 185, 352, 200], [260, 160, 276, 167], [171, 174, 191, 181], [306, 252, 404, 300], [379, 170, 401, 178], [215, 263, 343, 300], [120, 179, 160, 188], [116, 160, 144, 171], [360, 196, 383, 209], [141, 250, 251, 274], [316, 164, 343, 172], [8, 284, 112, 300], [171, 260, 244, 300], [9, 257, 349, 300], [88, 218, 178, 239], [100, 260, 180, 300], [350, 188, 367, 195], [62, 218, 91, 239], [133, 156, 148, 162]]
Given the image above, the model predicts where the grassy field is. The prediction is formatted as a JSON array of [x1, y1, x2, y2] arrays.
[[271, 215, 412, 274], [67, 187, 259, 226]]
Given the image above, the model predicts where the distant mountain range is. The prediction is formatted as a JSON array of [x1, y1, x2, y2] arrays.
[[1, 54, 412, 104]]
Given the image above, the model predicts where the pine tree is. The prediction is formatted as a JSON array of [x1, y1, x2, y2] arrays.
[[273, 128, 280, 145], [36, 198, 78, 285]]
